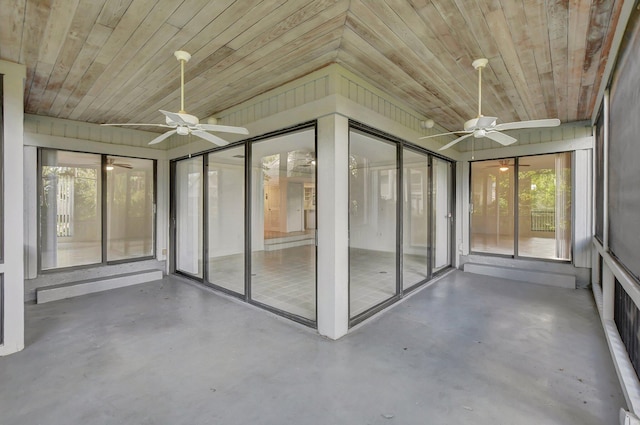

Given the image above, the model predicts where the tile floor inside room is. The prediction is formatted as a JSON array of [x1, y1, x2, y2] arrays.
[[0, 270, 625, 425]]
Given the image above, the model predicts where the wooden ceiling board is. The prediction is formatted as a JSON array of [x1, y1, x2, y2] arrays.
[[0, 0, 623, 136]]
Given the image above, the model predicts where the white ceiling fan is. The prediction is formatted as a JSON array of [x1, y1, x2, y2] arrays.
[[102, 51, 249, 146], [421, 58, 560, 151]]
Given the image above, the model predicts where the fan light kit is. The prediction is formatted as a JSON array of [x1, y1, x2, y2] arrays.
[[102, 51, 249, 146], [420, 58, 560, 151]]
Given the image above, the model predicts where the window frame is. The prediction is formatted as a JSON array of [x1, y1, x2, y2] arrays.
[[37, 148, 157, 273], [468, 152, 573, 263]]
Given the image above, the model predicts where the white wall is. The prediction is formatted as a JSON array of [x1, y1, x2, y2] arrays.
[[1, 60, 26, 356]]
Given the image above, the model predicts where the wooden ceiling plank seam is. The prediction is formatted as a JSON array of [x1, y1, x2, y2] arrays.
[[154, 16, 347, 122], [484, 7, 538, 121], [349, 1, 471, 117], [121, 4, 348, 124], [19, 0, 52, 105], [36, 0, 105, 115], [451, 0, 500, 58], [498, 0, 547, 112], [37, 0, 80, 65], [60, 0, 158, 117], [196, 0, 350, 82], [50, 23, 112, 117], [429, 0, 489, 58], [566, 0, 591, 122], [80, 0, 185, 107], [485, 55, 529, 121], [226, 0, 318, 50], [337, 29, 467, 128], [204, 43, 343, 114], [166, 0, 212, 29], [547, 0, 569, 122], [134, 0, 238, 91], [523, 0, 557, 117], [412, 2, 512, 120], [0, 0, 27, 62], [83, 22, 181, 123], [383, 0, 488, 117], [131, 16, 345, 124], [96, 0, 134, 28], [25, 61, 54, 113], [586, 0, 623, 119]]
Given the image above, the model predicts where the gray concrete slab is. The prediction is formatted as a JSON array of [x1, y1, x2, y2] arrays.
[[0, 271, 625, 424]]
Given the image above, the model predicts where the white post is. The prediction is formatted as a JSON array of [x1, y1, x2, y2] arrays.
[[0, 60, 26, 356], [602, 262, 615, 321], [316, 114, 349, 339]]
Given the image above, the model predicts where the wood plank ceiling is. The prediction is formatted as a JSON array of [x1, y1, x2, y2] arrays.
[[0, 0, 622, 133]]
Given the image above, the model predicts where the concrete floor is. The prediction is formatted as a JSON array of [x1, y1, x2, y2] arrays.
[[0, 271, 625, 424]]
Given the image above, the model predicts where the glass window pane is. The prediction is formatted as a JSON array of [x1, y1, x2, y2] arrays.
[[349, 129, 397, 317], [176, 156, 203, 278], [432, 158, 452, 272], [402, 149, 429, 289], [106, 156, 154, 261], [251, 130, 316, 320], [40, 150, 102, 269], [470, 159, 515, 255], [518, 153, 572, 260], [207, 146, 245, 294]]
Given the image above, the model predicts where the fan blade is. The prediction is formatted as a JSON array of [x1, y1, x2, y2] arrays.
[[196, 124, 249, 135], [192, 130, 229, 146], [439, 133, 474, 151], [114, 163, 133, 169], [159, 110, 190, 125], [419, 130, 469, 140], [148, 130, 177, 145], [101, 123, 174, 128], [485, 131, 517, 146], [494, 118, 560, 131]]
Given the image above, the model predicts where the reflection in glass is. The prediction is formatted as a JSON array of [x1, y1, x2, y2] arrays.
[[40, 150, 102, 269], [470, 159, 515, 255], [176, 157, 203, 278], [251, 130, 316, 320], [106, 156, 154, 261], [402, 149, 429, 289], [207, 147, 245, 294], [349, 129, 397, 317], [518, 153, 572, 260], [433, 158, 452, 273]]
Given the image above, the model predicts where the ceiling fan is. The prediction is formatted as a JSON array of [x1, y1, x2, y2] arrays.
[[102, 51, 249, 146], [485, 159, 528, 171], [95, 158, 132, 170], [421, 58, 560, 151]]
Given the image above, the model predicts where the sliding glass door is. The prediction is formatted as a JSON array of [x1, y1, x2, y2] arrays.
[[349, 129, 398, 318], [250, 129, 316, 321], [432, 158, 453, 273], [175, 157, 203, 278], [206, 147, 245, 294]]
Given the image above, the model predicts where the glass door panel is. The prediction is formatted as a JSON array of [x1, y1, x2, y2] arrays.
[[106, 156, 154, 261], [517, 153, 571, 260], [432, 158, 452, 273], [470, 159, 515, 255], [250, 130, 316, 321], [40, 150, 102, 269], [349, 129, 397, 318], [176, 157, 203, 278], [207, 147, 245, 294], [402, 149, 429, 289]]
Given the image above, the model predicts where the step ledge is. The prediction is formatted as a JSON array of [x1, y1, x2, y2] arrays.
[[264, 239, 314, 251], [36, 270, 163, 304], [463, 263, 575, 289]]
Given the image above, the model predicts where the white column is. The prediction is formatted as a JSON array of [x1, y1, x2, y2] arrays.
[[1, 60, 26, 356], [573, 149, 593, 267], [317, 114, 349, 339]]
